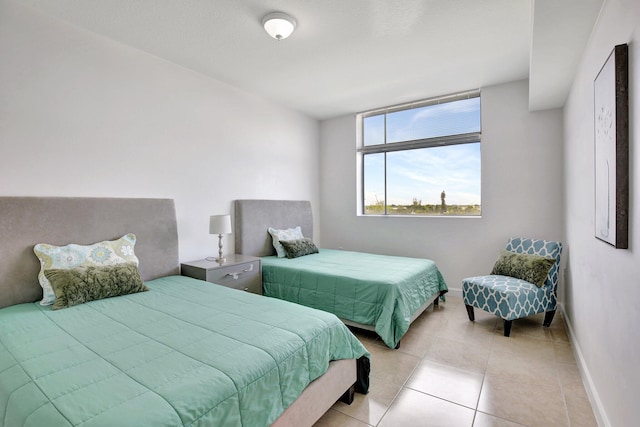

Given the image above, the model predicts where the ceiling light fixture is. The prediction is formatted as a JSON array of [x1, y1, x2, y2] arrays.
[[262, 12, 297, 41]]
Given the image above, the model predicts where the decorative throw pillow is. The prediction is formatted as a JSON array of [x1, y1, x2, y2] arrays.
[[267, 226, 304, 257], [34, 233, 138, 305], [280, 238, 320, 259], [490, 249, 555, 287], [45, 263, 148, 310]]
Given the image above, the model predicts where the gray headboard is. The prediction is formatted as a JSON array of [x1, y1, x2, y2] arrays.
[[234, 199, 313, 257], [0, 197, 179, 308]]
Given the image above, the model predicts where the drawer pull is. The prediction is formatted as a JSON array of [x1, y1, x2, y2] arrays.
[[225, 263, 254, 280]]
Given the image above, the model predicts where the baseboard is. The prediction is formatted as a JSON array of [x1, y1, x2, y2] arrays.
[[446, 287, 463, 299], [558, 302, 610, 427]]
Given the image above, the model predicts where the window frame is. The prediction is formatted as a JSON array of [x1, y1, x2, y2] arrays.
[[357, 90, 482, 216]]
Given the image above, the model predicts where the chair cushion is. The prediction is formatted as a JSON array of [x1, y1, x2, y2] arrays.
[[490, 250, 555, 287], [505, 238, 562, 289], [462, 275, 556, 320]]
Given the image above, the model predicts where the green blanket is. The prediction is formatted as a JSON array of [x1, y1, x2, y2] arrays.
[[0, 275, 369, 427], [262, 249, 448, 348]]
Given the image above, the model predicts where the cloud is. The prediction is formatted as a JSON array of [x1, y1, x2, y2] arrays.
[[361, 97, 482, 208], [384, 143, 481, 205], [386, 97, 480, 142]]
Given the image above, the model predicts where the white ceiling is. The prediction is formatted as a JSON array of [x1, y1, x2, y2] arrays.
[[20, 0, 603, 119]]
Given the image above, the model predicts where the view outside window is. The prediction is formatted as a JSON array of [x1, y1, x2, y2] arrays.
[[360, 93, 481, 216]]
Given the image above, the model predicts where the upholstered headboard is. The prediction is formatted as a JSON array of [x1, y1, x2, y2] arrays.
[[0, 197, 180, 308], [234, 199, 313, 257]]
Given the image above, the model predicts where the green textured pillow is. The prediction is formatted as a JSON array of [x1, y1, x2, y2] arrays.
[[279, 238, 319, 259], [44, 263, 148, 310], [34, 233, 139, 306], [490, 250, 555, 287], [268, 226, 304, 257]]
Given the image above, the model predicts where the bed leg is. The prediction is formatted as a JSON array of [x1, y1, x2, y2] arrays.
[[433, 296, 439, 307], [394, 340, 401, 349], [339, 385, 355, 405]]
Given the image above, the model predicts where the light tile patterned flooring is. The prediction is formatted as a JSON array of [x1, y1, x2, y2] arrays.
[[314, 295, 598, 427]]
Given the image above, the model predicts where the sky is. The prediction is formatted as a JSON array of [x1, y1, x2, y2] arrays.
[[363, 97, 481, 206]]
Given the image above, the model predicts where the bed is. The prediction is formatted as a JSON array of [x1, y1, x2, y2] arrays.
[[0, 197, 370, 427], [233, 199, 448, 349]]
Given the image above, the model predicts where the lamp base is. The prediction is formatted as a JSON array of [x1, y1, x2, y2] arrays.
[[204, 234, 227, 264]]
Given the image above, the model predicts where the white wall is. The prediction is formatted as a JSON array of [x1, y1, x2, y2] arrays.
[[319, 80, 564, 294], [6, 0, 635, 423], [563, 0, 640, 425], [0, 0, 320, 262]]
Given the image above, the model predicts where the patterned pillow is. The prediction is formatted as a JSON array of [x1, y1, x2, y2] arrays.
[[33, 233, 138, 305], [490, 249, 555, 287], [280, 238, 319, 259], [267, 226, 304, 257], [45, 263, 148, 310]]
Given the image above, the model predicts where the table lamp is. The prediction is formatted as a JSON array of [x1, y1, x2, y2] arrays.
[[207, 214, 232, 263]]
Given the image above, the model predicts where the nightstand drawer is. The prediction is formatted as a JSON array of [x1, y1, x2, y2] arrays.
[[181, 255, 262, 295], [207, 261, 260, 292]]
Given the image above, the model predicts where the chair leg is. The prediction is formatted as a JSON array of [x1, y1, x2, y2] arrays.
[[465, 304, 475, 321], [503, 319, 512, 337], [543, 310, 556, 327]]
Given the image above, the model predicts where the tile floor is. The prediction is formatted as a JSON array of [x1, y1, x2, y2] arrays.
[[314, 295, 599, 427]]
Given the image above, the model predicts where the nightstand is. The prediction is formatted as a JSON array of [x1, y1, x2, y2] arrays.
[[181, 254, 262, 295]]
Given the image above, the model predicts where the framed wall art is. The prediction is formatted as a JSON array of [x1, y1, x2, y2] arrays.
[[594, 43, 629, 249]]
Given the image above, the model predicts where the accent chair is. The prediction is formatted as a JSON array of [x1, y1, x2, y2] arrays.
[[462, 237, 563, 337]]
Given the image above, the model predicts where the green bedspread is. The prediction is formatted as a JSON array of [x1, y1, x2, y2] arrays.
[[0, 275, 369, 427], [262, 249, 448, 349]]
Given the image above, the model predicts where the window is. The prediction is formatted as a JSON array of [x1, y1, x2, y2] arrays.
[[358, 90, 481, 216]]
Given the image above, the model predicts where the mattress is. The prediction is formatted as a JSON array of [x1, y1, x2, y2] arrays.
[[262, 249, 448, 348], [0, 275, 369, 427]]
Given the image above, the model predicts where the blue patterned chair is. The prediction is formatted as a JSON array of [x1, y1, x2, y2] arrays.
[[462, 237, 563, 337]]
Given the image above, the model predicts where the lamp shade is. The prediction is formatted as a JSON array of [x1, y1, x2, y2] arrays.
[[209, 215, 232, 235], [262, 12, 296, 40]]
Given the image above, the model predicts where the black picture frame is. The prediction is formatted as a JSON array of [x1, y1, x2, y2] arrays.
[[594, 43, 629, 249]]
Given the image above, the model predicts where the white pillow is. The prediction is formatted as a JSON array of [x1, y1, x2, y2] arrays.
[[33, 233, 139, 305], [268, 226, 304, 258]]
